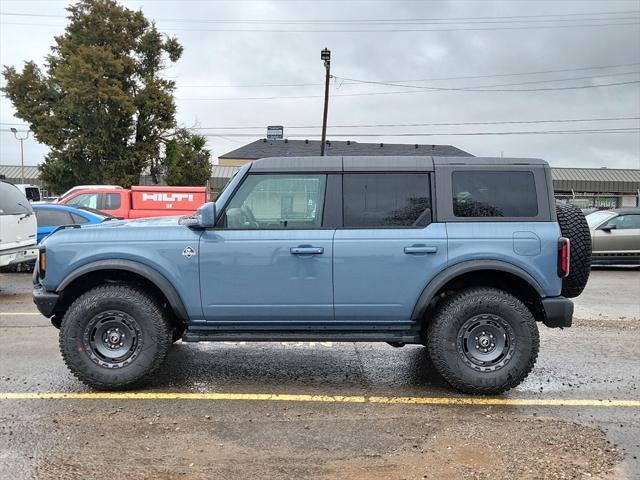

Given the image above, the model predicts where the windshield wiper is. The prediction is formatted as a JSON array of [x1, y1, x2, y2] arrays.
[[17, 202, 32, 220]]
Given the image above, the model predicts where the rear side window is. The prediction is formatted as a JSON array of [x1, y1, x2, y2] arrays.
[[34, 209, 74, 227], [101, 193, 121, 210], [452, 171, 538, 218], [343, 173, 431, 228], [70, 213, 91, 224]]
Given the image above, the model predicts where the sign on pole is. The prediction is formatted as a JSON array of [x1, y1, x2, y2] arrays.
[[267, 126, 284, 140]]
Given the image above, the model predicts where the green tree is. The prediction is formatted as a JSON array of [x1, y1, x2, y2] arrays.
[[164, 129, 212, 186], [2, 0, 183, 193]]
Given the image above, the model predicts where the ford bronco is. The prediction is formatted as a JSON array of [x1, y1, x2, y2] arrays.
[[33, 156, 592, 394]]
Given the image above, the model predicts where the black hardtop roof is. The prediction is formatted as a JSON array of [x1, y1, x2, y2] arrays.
[[219, 139, 472, 159], [249, 156, 549, 173]]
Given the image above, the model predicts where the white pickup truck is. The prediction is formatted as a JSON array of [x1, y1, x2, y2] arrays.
[[0, 180, 37, 269]]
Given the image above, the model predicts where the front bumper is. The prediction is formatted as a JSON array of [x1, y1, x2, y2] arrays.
[[0, 246, 38, 268], [33, 284, 60, 317], [541, 296, 574, 328]]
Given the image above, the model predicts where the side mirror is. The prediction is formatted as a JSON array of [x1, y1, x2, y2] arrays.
[[600, 224, 616, 232], [179, 202, 216, 228], [196, 202, 217, 228]]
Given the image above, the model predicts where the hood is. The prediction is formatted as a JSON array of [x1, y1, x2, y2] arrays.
[[85, 216, 184, 229], [41, 215, 196, 248]]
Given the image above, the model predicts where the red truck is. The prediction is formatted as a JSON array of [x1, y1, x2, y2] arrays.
[[58, 185, 209, 219]]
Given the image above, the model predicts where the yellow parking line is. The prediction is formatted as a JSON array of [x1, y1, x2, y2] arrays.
[[0, 392, 638, 407], [0, 312, 42, 316]]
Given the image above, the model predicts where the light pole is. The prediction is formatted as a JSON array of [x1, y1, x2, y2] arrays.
[[10, 127, 29, 184], [320, 48, 331, 156]]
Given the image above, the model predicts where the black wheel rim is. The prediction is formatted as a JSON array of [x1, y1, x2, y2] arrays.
[[456, 314, 516, 372], [83, 310, 143, 368]]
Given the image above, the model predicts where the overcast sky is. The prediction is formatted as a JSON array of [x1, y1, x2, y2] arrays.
[[1, 0, 639, 169]]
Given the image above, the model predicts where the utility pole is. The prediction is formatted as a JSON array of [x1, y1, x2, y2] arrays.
[[10, 128, 29, 184], [320, 48, 331, 156]]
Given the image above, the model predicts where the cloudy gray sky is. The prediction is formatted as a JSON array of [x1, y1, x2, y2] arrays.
[[1, 0, 639, 169]]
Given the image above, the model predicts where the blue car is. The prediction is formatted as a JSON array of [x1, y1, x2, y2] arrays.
[[32, 204, 115, 243]]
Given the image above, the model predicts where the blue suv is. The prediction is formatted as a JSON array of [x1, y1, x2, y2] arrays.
[[33, 156, 591, 394]]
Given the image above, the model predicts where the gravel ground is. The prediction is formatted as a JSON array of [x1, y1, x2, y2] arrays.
[[0, 269, 638, 479]]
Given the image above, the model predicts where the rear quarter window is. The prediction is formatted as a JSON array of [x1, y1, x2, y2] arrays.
[[452, 171, 538, 218]]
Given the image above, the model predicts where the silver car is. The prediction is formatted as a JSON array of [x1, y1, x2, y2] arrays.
[[586, 208, 640, 265]]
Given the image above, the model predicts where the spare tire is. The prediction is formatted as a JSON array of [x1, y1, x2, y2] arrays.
[[556, 203, 592, 298]]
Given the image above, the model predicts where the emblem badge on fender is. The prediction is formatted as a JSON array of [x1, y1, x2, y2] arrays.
[[182, 246, 196, 258]]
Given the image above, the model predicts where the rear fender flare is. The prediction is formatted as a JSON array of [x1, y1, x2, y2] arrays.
[[411, 260, 545, 321]]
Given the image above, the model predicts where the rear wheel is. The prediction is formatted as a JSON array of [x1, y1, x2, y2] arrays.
[[427, 288, 539, 395], [59, 284, 173, 390]]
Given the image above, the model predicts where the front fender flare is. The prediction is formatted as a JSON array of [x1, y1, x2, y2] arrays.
[[57, 259, 188, 320], [410, 260, 545, 321]]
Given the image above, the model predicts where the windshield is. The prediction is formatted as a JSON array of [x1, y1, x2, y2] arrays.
[[0, 182, 33, 216], [586, 210, 615, 228]]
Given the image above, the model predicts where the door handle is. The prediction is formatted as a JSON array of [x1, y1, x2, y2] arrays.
[[404, 245, 438, 254], [290, 246, 324, 255]]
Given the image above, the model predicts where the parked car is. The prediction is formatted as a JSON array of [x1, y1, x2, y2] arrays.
[[586, 208, 640, 265], [34, 156, 592, 394], [56, 185, 123, 203], [0, 180, 37, 269], [32, 204, 117, 243], [15, 184, 42, 202], [58, 185, 208, 219]]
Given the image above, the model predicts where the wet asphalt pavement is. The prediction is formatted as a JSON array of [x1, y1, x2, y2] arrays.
[[1, 269, 639, 479]]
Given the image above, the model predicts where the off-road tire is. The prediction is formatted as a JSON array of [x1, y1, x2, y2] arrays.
[[172, 325, 185, 343], [426, 288, 539, 395], [556, 202, 592, 298], [59, 284, 172, 390]]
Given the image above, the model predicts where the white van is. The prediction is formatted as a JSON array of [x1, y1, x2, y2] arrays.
[[0, 181, 38, 269], [15, 184, 42, 202]]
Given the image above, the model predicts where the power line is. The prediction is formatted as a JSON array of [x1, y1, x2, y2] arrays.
[[2, 10, 638, 24], [332, 71, 640, 91], [188, 117, 640, 130], [2, 20, 639, 33], [175, 63, 640, 88], [4, 117, 639, 131], [175, 80, 640, 100], [196, 127, 640, 137], [125, 21, 640, 33], [4, 117, 638, 131]]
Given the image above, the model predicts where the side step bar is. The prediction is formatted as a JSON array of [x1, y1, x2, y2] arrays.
[[182, 330, 420, 343]]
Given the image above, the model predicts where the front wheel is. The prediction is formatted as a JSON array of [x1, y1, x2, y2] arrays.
[[59, 284, 173, 390], [426, 288, 539, 395]]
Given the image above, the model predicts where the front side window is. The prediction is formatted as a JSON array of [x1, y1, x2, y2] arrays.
[[343, 173, 431, 228], [586, 210, 616, 228], [66, 193, 99, 209], [224, 174, 326, 229], [603, 214, 640, 230], [24, 187, 41, 202], [452, 171, 538, 218]]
